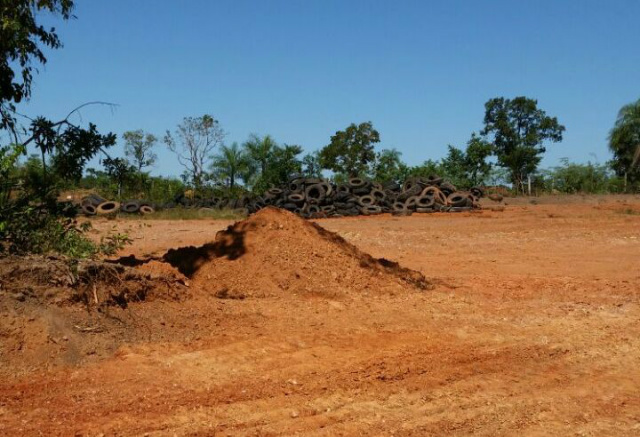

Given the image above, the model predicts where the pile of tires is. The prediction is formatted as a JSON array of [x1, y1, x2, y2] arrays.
[[81, 195, 156, 216], [79, 174, 483, 219], [243, 175, 483, 218]]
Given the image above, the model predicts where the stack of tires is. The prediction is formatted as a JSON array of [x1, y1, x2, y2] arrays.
[[243, 175, 483, 218], [81, 195, 155, 216]]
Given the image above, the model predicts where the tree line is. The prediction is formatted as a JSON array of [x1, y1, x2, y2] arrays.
[[27, 94, 636, 203]]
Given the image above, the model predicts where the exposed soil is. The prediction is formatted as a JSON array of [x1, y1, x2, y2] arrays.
[[1, 195, 640, 437]]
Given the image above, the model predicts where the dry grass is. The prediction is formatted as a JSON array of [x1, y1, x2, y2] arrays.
[[118, 207, 247, 221]]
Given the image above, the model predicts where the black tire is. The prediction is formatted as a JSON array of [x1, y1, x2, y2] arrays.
[[470, 186, 484, 198], [121, 201, 140, 213], [404, 196, 419, 211], [82, 204, 97, 216], [370, 189, 386, 201], [360, 205, 382, 215], [417, 195, 435, 208], [348, 177, 366, 188], [447, 193, 468, 207], [352, 186, 371, 196], [305, 184, 326, 201], [139, 205, 155, 215], [336, 184, 351, 194], [416, 207, 435, 213], [288, 193, 305, 204], [96, 201, 120, 215], [357, 195, 375, 206], [440, 182, 457, 196]]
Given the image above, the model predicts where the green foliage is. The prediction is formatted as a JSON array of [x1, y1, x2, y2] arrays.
[[302, 151, 322, 178], [102, 156, 135, 198], [210, 142, 251, 191], [254, 144, 302, 193], [319, 121, 380, 177], [370, 148, 409, 184], [608, 98, 640, 187], [0, 200, 129, 258], [0, 0, 74, 135], [482, 96, 565, 190], [540, 159, 621, 194], [123, 129, 157, 191]]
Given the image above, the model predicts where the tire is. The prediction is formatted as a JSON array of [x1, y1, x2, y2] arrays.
[[348, 177, 367, 188], [404, 196, 419, 211], [440, 182, 457, 196], [288, 193, 305, 204], [392, 201, 407, 212], [82, 194, 105, 207], [96, 201, 120, 215], [360, 205, 382, 215], [416, 207, 435, 213], [121, 201, 140, 213], [370, 189, 386, 201], [303, 178, 324, 185], [447, 193, 468, 207], [306, 204, 321, 214], [82, 204, 97, 216], [336, 184, 351, 194], [139, 205, 155, 215], [267, 188, 284, 196], [357, 195, 376, 206], [417, 195, 435, 208], [352, 186, 371, 196], [305, 184, 326, 201], [425, 175, 443, 186], [470, 186, 484, 198]]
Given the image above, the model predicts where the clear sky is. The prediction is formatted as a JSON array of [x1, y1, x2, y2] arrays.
[[22, 0, 640, 176]]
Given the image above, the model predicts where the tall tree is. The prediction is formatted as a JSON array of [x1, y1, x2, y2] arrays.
[[243, 134, 277, 176], [481, 97, 564, 192], [464, 133, 493, 186], [256, 144, 303, 192], [164, 115, 224, 193], [1, 0, 74, 140], [609, 98, 640, 188], [123, 130, 157, 174], [371, 148, 409, 184], [211, 142, 250, 191], [102, 156, 134, 199], [319, 121, 380, 177], [302, 151, 322, 178]]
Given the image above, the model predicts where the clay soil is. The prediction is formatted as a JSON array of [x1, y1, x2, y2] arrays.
[[2, 195, 640, 437]]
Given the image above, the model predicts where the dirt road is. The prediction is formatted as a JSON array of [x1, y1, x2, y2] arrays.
[[2, 197, 640, 436]]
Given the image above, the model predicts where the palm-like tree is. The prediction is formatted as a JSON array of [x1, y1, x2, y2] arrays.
[[211, 142, 250, 191], [609, 98, 640, 188], [243, 134, 277, 176]]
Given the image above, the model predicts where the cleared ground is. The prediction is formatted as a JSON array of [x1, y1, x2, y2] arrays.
[[1, 195, 640, 436]]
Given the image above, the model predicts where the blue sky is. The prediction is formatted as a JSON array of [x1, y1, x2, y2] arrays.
[[21, 0, 640, 176]]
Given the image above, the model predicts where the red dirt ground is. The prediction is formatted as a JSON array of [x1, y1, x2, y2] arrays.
[[1, 195, 640, 436]]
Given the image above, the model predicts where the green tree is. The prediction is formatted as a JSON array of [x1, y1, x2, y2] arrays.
[[319, 121, 380, 177], [211, 142, 250, 191], [302, 151, 322, 178], [1, 0, 74, 138], [371, 148, 409, 184], [102, 157, 135, 199], [464, 133, 493, 186], [164, 115, 225, 193], [256, 144, 303, 192], [243, 134, 277, 177], [608, 98, 640, 189], [123, 129, 157, 173], [440, 145, 469, 188], [481, 97, 565, 192]]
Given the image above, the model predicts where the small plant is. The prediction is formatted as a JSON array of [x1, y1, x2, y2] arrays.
[[98, 233, 133, 256]]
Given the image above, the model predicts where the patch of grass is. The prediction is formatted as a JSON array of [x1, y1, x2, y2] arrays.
[[118, 207, 247, 221], [618, 208, 640, 216]]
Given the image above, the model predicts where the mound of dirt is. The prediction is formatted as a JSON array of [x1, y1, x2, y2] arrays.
[[163, 207, 428, 298]]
